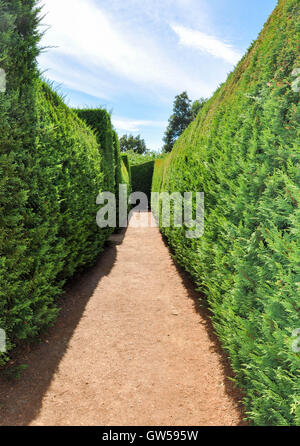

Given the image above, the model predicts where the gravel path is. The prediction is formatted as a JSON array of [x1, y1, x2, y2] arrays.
[[0, 212, 245, 426]]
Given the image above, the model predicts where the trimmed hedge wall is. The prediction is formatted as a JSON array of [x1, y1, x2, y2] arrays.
[[152, 0, 300, 425], [120, 158, 131, 192], [0, 1, 126, 365], [131, 161, 155, 202], [151, 158, 167, 199], [121, 153, 132, 187], [73, 108, 116, 194], [114, 130, 131, 195], [113, 132, 131, 224], [37, 83, 107, 278], [0, 0, 50, 362], [73, 112, 132, 205]]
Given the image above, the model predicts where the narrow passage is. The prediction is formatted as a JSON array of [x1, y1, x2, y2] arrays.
[[0, 213, 244, 426]]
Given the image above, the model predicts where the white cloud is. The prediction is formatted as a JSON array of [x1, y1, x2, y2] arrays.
[[112, 117, 167, 133], [170, 23, 242, 65], [39, 0, 212, 97], [39, 52, 112, 100]]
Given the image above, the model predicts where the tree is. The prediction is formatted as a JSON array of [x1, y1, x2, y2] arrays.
[[162, 92, 207, 152], [191, 97, 206, 119], [126, 150, 161, 167], [119, 134, 148, 154], [162, 92, 192, 153]]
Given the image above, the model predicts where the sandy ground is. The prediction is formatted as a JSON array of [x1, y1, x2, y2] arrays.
[[0, 212, 246, 426]]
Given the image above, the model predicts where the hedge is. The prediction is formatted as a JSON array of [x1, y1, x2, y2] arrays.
[[121, 153, 132, 186], [0, 1, 124, 365], [126, 150, 158, 166], [73, 108, 116, 194], [131, 161, 155, 202], [0, 0, 48, 363], [120, 158, 131, 193], [152, 0, 300, 425], [37, 83, 107, 277], [113, 132, 131, 224]]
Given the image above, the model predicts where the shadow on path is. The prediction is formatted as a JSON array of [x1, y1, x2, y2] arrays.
[[0, 220, 247, 426], [160, 232, 248, 426], [0, 229, 127, 426]]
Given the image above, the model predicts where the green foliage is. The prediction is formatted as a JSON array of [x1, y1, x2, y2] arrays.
[[153, 0, 300, 425], [121, 153, 132, 186], [73, 108, 122, 239], [162, 92, 206, 153], [0, 75, 108, 366], [151, 157, 168, 196], [125, 149, 162, 167], [191, 97, 207, 119], [131, 161, 155, 202], [73, 108, 116, 194], [163, 91, 192, 153], [114, 131, 131, 222], [119, 134, 148, 154], [120, 157, 131, 190], [37, 83, 106, 278], [113, 130, 122, 194], [0, 0, 46, 364], [0, 2, 123, 366]]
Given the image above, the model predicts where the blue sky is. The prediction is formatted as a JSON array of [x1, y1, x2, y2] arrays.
[[38, 0, 278, 152]]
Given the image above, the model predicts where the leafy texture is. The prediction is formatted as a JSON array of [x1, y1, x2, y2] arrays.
[[162, 92, 206, 153], [0, 2, 127, 365], [119, 134, 147, 154], [131, 161, 155, 203], [121, 153, 132, 187], [152, 0, 300, 425], [73, 109, 116, 195]]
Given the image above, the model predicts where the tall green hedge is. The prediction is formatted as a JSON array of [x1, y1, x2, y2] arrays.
[[152, 0, 300, 425], [121, 153, 132, 186], [119, 155, 131, 196], [113, 131, 131, 224], [113, 130, 122, 194], [74, 109, 133, 227], [131, 161, 155, 202], [113, 129, 131, 196], [37, 83, 106, 278], [73, 108, 116, 194], [0, 1, 122, 365], [151, 158, 167, 197], [0, 0, 47, 362]]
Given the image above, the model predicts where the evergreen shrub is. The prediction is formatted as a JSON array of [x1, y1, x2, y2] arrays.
[[131, 161, 155, 202], [0, 1, 125, 365], [152, 0, 300, 425]]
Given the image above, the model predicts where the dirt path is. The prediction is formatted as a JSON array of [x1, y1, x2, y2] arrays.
[[0, 212, 245, 426]]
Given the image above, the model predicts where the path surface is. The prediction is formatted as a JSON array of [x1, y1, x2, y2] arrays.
[[0, 212, 245, 426]]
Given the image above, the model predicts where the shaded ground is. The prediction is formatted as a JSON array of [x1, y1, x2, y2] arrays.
[[0, 212, 246, 426]]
